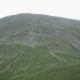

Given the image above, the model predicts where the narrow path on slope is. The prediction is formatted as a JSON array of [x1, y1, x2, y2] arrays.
[[38, 26, 68, 63], [29, 26, 34, 47], [0, 48, 21, 73], [28, 20, 38, 47], [0, 47, 25, 73], [7, 46, 29, 80], [0, 47, 26, 80]]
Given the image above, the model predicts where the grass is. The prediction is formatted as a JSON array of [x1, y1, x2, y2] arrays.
[[0, 13, 80, 80], [0, 43, 80, 80]]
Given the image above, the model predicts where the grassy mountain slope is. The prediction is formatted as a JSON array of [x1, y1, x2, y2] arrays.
[[0, 13, 80, 80]]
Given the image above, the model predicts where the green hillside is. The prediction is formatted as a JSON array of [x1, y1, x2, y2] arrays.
[[0, 13, 80, 80]]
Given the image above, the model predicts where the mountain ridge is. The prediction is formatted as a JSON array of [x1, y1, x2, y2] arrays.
[[0, 13, 80, 80]]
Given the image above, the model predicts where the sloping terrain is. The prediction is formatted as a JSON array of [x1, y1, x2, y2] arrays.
[[0, 13, 80, 80]]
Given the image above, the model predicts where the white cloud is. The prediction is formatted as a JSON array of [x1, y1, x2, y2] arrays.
[[0, 0, 80, 19]]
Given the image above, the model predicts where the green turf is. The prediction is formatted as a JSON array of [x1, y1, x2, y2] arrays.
[[0, 14, 80, 80]]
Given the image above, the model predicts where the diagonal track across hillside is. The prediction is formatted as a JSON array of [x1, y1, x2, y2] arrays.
[[38, 26, 68, 63]]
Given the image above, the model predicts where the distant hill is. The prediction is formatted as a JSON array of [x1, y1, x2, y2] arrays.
[[0, 13, 80, 80]]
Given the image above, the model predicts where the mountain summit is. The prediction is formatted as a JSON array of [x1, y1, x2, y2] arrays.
[[0, 14, 80, 80]]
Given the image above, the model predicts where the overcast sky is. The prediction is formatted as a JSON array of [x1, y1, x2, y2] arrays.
[[0, 0, 80, 20]]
